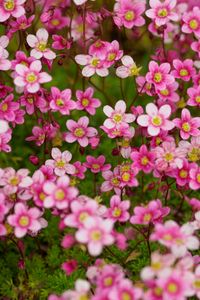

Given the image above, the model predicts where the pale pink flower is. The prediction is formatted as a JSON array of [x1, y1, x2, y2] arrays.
[[109, 279, 142, 300], [116, 55, 141, 78], [0, 120, 8, 134], [114, 0, 146, 29], [0, 47, 11, 71], [103, 100, 135, 129], [146, 0, 178, 26], [101, 168, 121, 195], [65, 116, 98, 147], [0, 129, 12, 152], [73, 0, 87, 5], [182, 7, 200, 38], [43, 176, 78, 209], [7, 202, 45, 238], [84, 155, 111, 173], [146, 61, 174, 90], [26, 126, 46, 146], [75, 54, 109, 77], [14, 60, 52, 93], [76, 87, 101, 115], [62, 279, 90, 300], [106, 195, 130, 223], [137, 103, 175, 136], [0, 0, 26, 22], [187, 86, 200, 107], [27, 28, 56, 60], [75, 216, 114, 256], [45, 147, 75, 177], [173, 108, 200, 140], [171, 59, 196, 81], [0, 94, 19, 122], [189, 164, 200, 190], [50, 87, 76, 115]]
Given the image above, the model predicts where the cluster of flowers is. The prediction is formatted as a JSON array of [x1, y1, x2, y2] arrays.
[[0, 0, 200, 299]]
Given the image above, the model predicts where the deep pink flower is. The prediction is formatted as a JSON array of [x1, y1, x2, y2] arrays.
[[171, 59, 196, 81], [50, 87, 76, 115], [182, 7, 200, 38], [8, 15, 35, 37], [131, 144, 156, 173], [137, 103, 175, 136], [62, 260, 77, 276], [103, 40, 123, 68], [52, 35, 71, 50], [0, 94, 19, 122], [65, 116, 98, 147], [173, 108, 200, 140], [76, 87, 101, 115], [106, 195, 130, 222], [157, 82, 180, 103], [189, 164, 200, 190], [41, 8, 69, 30], [146, 61, 174, 90], [101, 168, 121, 195], [84, 155, 111, 173], [7, 202, 46, 238], [0, 0, 26, 22], [172, 159, 194, 187], [187, 86, 200, 107], [73, 161, 87, 179], [116, 55, 141, 78]]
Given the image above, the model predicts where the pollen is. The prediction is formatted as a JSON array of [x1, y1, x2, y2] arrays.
[[112, 207, 122, 217], [154, 72, 162, 83], [141, 156, 149, 166], [157, 8, 168, 17], [19, 215, 29, 227], [189, 19, 199, 30], [81, 98, 89, 107], [167, 282, 178, 294], [113, 113, 122, 123], [124, 10, 135, 21], [3, 0, 15, 11], [56, 98, 64, 107], [55, 189, 65, 201], [195, 96, 200, 103], [1, 103, 8, 112], [152, 115, 162, 126], [179, 68, 188, 77], [121, 292, 132, 300], [26, 72, 37, 83], [74, 127, 85, 137], [179, 170, 188, 178], [91, 230, 102, 241], [182, 122, 191, 132]]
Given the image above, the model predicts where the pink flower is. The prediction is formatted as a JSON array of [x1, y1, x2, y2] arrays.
[[106, 195, 130, 223], [109, 279, 142, 300], [65, 116, 98, 147], [14, 60, 52, 93], [0, 94, 19, 122], [75, 216, 114, 256], [151, 220, 199, 257], [27, 28, 56, 60], [62, 279, 90, 300], [0, 129, 12, 152], [52, 35, 71, 50], [146, 0, 178, 26], [0, 0, 26, 22], [0, 40, 11, 71], [189, 164, 200, 190], [137, 103, 175, 136], [76, 87, 101, 115], [130, 199, 170, 225], [131, 144, 156, 173], [45, 147, 75, 176], [119, 163, 139, 188], [103, 100, 135, 129], [43, 176, 78, 209], [62, 260, 77, 276], [73, 0, 87, 5], [73, 161, 87, 179], [26, 126, 46, 146], [75, 54, 109, 77], [114, 0, 146, 29], [61, 234, 75, 249], [84, 155, 111, 173], [187, 86, 200, 107], [171, 59, 196, 81], [173, 108, 200, 140], [146, 61, 174, 90], [116, 55, 141, 78], [182, 6, 200, 38], [41, 8, 69, 31], [101, 168, 121, 195], [0, 120, 8, 134], [8, 15, 35, 37], [157, 82, 180, 103], [103, 40, 123, 68], [7, 203, 45, 238], [50, 87, 76, 115], [172, 159, 194, 187]]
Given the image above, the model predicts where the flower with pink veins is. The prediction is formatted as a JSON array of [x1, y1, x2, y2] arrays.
[[75, 54, 109, 77], [7, 202, 46, 238], [27, 28, 56, 60], [150, 220, 199, 257], [189, 164, 200, 190], [171, 59, 196, 82], [131, 144, 156, 174], [45, 147, 75, 177], [157, 82, 180, 103], [43, 176, 78, 209], [75, 216, 114, 256], [0, 0, 26, 22], [130, 199, 170, 225], [137, 103, 175, 136], [76, 87, 101, 115], [182, 7, 200, 38], [106, 195, 130, 223], [8, 15, 35, 37], [172, 159, 194, 187], [14, 60, 52, 93], [103, 100, 135, 129], [49, 87, 76, 115], [64, 200, 99, 228], [116, 55, 142, 78], [187, 85, 200, 107], [146, 0, 178, 26], [65, 116, 97, 147], [101, 167, 121, 195], [114, 0, 146, 29], [103, 40, 123, 68], [83, 155, 111, 174], [0, 120, 8, 134], [173, 108, 200, 140], [0, 94, 19, 122], [146, 61, 174, 90]]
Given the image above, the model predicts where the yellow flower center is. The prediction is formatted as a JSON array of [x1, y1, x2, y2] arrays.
[[39, 192, 46, 201], [10, 176, 20, 186], [121, 139, 129, 147], [165, 152, 174, 162], [81, 98, 89, 107], [188, 148, 200, 162], [194, 280, 200, 289], [79, 212, 89, 222], [180, 68, 188, 77], [154, 287, 163, 296], [189, 19, 198, 30], [91, 230, 102, 241], [130, 65, 142, 76], [55, 160, 65, 168], [95, 40, 102, 48], [3, 0, 14, 11], [167, 283, 178, 294], [179, 170, 188, 178], [56, 98, 64, 107], [51, 19, 60, 26], [195, 96, 200, 103], [141, 156, 149, 166], [121, 165, 130, 172], [104, 276, 113, 287], [122, 292, 131, 300], [27, 96, 34, 104], [112, 207, 122, 217], [113, 113, 122, 123], [152, 116, 162, 126], [143, 213, 152, 222], [163, 234, 172, 241], [158, 8, 168, 17], [121, 172, 130, 182], [156, 137, 162, 145], [19, 216, 29, 227], [1, 103, 8, 112], [197, 173, 200, 183], [125, 10, 135, 21], [37, 42, 47, 52], [108, 52, 116, 61], [182, 122, 191, 132], [160, 88, 169, 96], [152, 262, 162, 271], [55, 189, 65, 201], [92, 164, 100, 170], [111, 177, 120, 186], [26, 73, 37, 83], [154, 72, 162, 83], [74, 127, 85, 137], [79, 295, 89, 300], [91, 58, 99, 67]]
